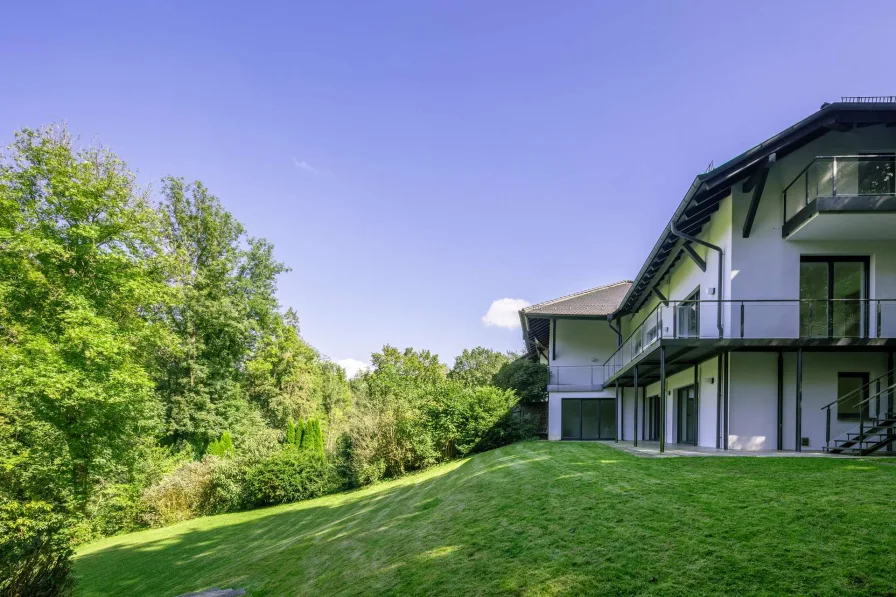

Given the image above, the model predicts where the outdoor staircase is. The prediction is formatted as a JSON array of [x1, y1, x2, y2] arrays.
[[822, 367, 896, 456], [826, 412, 896, 455]]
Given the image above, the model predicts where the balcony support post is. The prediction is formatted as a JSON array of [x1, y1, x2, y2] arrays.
[[716, 355, 722, 449], [693, 363, 700, 447], [615, 382, 620, 442], [889, 352, 894, 452], [660, 346, 666, 453], [796, 348, 803, 452], [723, 351, 729, 450], [777, 351, 784, 451], [633, 365, 639, 447]]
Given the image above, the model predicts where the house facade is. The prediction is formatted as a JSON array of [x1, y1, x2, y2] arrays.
[[520, 98, 896, 455]]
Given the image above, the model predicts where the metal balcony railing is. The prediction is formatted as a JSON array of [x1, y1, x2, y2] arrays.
[[604, 299, 896, 378], [783, 155, 896, 222], [549, 365, 609, 389]]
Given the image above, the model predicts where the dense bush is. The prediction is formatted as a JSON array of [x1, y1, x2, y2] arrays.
[[493, 359, 550, 402], [245, 448, 333, 506], [0, 501, 74, 597], [140, 455, 246, 527]]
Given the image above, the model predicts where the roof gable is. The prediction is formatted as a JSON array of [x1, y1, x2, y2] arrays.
[[522, 280, 632, 317]]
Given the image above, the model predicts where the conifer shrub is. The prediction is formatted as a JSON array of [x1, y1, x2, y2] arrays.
[[206, 432, 235, 458]]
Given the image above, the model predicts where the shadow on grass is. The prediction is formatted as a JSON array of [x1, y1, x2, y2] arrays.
[[75, 441, 896, 597]]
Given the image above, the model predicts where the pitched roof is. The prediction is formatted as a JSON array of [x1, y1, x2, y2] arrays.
[[616, 100, 896, 315], [521, 280, 632, 318]]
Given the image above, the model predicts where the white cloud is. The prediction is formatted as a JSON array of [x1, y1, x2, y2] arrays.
[[482, 298, 530, 329], [292, 157, 320, 174], [336, 358, 370, 379]]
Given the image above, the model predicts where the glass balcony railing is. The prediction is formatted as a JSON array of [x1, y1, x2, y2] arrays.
[[603, 299, 896, 379], [783, 155, 896, 222], [548, 365, 609, 389]]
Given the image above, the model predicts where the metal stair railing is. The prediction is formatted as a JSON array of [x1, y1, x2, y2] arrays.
[[822, 368, 896, 454]]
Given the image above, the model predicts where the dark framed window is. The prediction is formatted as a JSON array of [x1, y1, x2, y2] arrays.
[[799, 256, 869, 338], [676, 288, 700, 338], [561, 398, 616, 440], [837, 372, 870, 420]]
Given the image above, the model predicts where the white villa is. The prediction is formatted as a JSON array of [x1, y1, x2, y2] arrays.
[[520, 98, 896, 455]]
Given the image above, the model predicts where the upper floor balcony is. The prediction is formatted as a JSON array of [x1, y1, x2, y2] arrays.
[[605, 298, 896, 380], [783, 155, 896, 239]]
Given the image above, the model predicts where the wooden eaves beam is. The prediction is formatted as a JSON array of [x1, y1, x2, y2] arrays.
[[682, 242, 706, 272], [742, 153, 776, 238]]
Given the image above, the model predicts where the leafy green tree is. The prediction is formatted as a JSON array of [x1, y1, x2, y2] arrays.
[[493, 359, 550, 403], [318, 361, 351, 450], [0, 126, 167, 504], [245, 310, 322, 427], [448, 347, 514, 388], [156, 177, 287, 448]]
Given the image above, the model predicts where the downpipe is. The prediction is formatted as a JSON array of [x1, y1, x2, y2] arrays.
[[607, 315, 622, 347], [669, 220, 724, 338]]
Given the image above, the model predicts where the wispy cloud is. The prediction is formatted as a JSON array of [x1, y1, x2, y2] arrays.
[[292, 157, 321, 174], [336, 358, 370, 379], [482, 298, 530, 329]]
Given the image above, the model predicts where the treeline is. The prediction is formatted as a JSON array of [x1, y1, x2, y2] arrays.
[[0, 126, 549, 595]]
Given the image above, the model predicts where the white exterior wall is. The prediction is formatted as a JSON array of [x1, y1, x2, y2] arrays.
[[731, 126, 896, 309], [727, 351, 889, 451], [621, 194, 734, 340], [550, 318, 617, 366], [547, 389, 617, 441], [639, 362, 719, 448]]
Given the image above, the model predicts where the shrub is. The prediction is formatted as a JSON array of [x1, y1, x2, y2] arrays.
[[492, 360, 550, 403], [0, 500, 75, 597], [202, 457, 248, 514], [140, 455, 246, 527], [206, 432, 235, 458], [286, 420, 296, 445], [301, 418, 324, 455], [245, 447, 333, 506]]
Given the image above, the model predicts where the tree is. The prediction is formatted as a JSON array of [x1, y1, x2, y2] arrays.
[[300, 418, 324, 456], [245, 310, 322, 428], [448, 347, 514, 388], [156, 177, 287, 448], [206, 432, 235, 458], [0, 126, 167, 505], [493, 359, 550, 403]]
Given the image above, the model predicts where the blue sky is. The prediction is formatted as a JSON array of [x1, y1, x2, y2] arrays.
[[3, 1, 896, 374]]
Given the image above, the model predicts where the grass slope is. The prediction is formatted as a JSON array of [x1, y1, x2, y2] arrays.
[[75, 442, 896, 596]]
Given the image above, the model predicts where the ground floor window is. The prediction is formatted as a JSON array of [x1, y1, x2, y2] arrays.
[[837, 372, 870, 420], [561, 398, 616, 440]]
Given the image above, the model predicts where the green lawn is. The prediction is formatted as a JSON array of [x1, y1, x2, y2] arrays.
[[75, 442, 896, 596]]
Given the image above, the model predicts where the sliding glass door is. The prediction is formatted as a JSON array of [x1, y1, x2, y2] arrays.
[[644, 395, 660, 441], [799, 257, 868, 338], [677, 386, 696, 445], [561, 399, 616, 440]]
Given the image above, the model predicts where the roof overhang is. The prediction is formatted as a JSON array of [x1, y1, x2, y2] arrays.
[[614, 102, 896, 316]]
